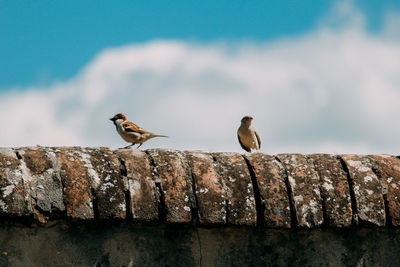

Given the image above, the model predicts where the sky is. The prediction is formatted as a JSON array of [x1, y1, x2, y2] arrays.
[[1, 0, 400, 154]]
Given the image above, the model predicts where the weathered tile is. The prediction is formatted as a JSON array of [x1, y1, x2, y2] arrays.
[[244, 153, 291, 228], [309, 154, 352, 227], [212, 152, 256, 226], [147, 149, 195, 223], [341, 155, 385, 226], [55, 147, 94, 220], [185, 151, 226, 225], [369, 155, 400, 226], [16, 147, 65, 223], [80, 147, 126, 220], [115, 149, 158, 222], [0, 148, 32, 218], [276, 154, 323, 228]]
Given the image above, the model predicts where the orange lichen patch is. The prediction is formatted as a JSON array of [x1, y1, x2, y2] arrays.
[[55, 147, 94, 220], [21, 149, 52, 175], [0, 152, 19, 168], [31, 198, 48, 224]]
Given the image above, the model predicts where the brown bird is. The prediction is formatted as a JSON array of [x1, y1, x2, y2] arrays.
[[110, 113, 168, 149], [237, 116, 261, 152]]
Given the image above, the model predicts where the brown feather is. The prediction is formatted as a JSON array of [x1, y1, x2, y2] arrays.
[[122, 121, 149, 134]]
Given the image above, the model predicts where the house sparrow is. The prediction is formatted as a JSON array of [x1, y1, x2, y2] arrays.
[[237, 116, 261, 152], [110, 113, 168, 149]]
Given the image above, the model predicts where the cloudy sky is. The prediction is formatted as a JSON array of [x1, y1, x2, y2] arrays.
[[1, 0, 400, 154]]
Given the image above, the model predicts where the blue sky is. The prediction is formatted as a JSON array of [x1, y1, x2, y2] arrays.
[[1, 0, 399, 88], [1, 0, 400, 154]]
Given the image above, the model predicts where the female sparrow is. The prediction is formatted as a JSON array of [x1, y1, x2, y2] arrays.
[[237, 116, 261, 152], [110, 113, 168, 149]]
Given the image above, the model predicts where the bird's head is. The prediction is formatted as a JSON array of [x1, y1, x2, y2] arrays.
[[241, 116, 253, 125], [110, 113, 127, 126]]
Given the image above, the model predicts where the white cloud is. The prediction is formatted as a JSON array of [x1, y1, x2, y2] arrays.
[[1, 2, 400, 154]]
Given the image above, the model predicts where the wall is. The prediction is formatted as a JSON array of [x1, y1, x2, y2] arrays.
[[1, 147, 400, 266]]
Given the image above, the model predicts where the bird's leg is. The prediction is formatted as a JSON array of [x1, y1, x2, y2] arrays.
[[136, 143, 143, 149], [120, 143, 135, 149]]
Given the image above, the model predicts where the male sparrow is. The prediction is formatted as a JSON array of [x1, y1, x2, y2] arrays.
[[110, 113, 168, 149], [237, 116, 261, 152]]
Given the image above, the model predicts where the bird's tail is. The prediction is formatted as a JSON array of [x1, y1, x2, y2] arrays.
[[151, 134, 169, 138]]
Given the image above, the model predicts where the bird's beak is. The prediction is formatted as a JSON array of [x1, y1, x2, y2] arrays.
[[109, 118, 114, 121]]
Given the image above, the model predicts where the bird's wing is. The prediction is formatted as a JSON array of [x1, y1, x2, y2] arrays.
[[237, 134, 251, 152], [122, 121, 149, 134], [255, 131, 261, 149]]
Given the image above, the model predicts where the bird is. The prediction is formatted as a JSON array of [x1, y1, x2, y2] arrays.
[[237, 116, 261, 152], [110, 113, 168, 149]]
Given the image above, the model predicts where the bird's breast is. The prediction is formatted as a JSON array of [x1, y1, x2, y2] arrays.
[[238, 127, 258, 149]]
